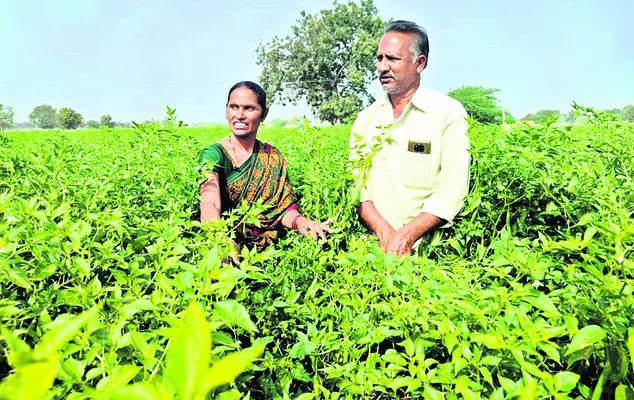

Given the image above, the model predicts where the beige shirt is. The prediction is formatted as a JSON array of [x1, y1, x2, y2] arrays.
[[349, 85, 470, 230]]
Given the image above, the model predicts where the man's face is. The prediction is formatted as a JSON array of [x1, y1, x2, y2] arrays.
[[376, 32, 426, 95]]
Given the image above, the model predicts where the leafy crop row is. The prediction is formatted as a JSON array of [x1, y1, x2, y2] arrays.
[[0, 110, 632, 399]]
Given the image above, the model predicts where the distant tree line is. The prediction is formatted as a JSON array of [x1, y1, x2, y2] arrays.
[[522, 106, 634, 124], [0, 103, 130, 131]]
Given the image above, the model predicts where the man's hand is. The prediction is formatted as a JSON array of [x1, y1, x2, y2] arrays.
[[384, 228, 415, 256], [384, 213, 444, 257], [377, 225, 396, 251]]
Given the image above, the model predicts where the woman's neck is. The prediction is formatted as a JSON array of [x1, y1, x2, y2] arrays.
[[231, 134, 256, 153]]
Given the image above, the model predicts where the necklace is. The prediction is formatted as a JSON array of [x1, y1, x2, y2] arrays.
[[228, 137, 240, 166]]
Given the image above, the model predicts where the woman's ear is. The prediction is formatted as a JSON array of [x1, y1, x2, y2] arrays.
[[261, 108, 269, 122]]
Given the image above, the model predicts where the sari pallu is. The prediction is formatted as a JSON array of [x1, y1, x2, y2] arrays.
[[224, 140, 297, 249]]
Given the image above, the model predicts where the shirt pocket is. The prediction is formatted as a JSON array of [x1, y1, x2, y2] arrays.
[[395, 146, 438, 190]]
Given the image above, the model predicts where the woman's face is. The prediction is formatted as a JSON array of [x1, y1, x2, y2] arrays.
[[226, 86, 266, 139]]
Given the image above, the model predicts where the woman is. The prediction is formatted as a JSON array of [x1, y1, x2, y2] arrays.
[[199, 81, 333, 250]]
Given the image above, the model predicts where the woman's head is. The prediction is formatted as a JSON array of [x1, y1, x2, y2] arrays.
[[227, 81, 268, 111], [226, 81, 269, 138]]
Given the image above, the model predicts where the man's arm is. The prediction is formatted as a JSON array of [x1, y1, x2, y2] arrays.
[[359, 200, 396, 250], [420, 107, 470, 224], [384, 212, 444, 256]]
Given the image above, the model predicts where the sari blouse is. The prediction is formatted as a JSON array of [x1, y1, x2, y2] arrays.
[[199, 140, 297, 248]]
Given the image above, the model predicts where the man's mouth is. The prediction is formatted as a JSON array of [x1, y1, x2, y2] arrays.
[[380, 75, 393, 83]]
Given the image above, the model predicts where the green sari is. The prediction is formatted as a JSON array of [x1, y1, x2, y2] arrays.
[[199, 140, 297, 249]]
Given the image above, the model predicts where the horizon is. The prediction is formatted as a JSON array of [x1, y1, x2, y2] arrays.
[[1, 0, 632, 125]]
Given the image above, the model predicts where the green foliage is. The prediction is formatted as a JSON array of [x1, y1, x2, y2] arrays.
[[447, 85, 504, 124], [28, 104, 57, 129], [524, 109, 561, 123], [621, 105, 634, 123], [1, 106, 633, 398], [87, 120, 100, 129], [56, 107, 84, 130], [257, 0, 385, 124], [100, 115, 115, 128], [0, 105, 15, 131]]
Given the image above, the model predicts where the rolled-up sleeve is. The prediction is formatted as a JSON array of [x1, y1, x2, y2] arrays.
[[421, 107, 470, 225]]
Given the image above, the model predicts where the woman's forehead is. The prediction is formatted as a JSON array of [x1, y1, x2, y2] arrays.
[[228, 87, 259, 104]]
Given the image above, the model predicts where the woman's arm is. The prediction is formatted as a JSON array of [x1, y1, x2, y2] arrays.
[[281, 209, 333, 243], [199, 172, 222, 223]]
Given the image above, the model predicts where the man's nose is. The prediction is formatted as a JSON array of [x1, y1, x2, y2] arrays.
[[376, 59, 388, 73]]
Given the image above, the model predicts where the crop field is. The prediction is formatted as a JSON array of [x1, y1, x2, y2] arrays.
[[0, 110, 633, 399]]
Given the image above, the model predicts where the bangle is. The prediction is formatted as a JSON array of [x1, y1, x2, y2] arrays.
[[291, 214, 303, 230]]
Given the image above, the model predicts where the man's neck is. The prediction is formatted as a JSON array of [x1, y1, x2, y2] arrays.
[[389, 82, 420, 120]]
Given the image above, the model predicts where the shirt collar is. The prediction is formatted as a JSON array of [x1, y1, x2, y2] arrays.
[[379, 83, 429, 112]]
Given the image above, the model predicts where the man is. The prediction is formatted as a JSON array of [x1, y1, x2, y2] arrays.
[[349, 20, 470, 256]]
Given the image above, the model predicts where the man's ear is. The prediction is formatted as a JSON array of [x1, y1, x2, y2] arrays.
[[416, 54, 427, 73]]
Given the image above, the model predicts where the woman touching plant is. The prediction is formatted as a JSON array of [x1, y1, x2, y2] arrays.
[[198, 81, 333, 250]]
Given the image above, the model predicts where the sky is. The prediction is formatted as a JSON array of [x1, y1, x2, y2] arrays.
[[1, 0, 632, 124]]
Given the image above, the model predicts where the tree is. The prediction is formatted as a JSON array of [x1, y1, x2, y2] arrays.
[[0, 104, 15, 131], [564, 110, 576, 124], [447, 86, 503, 124], [621, 105, 634, 123], [257, 0, 386, 124], [86, 120, 100, 129], [523, 109, 561, 123], [29, 105, 57, 129], [56, 107, 83, 129], [100, 114, 115, 128]]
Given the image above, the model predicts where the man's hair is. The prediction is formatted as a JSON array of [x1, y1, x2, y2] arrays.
[[227, 81, 268, 111], [384, 20, 429, 68]]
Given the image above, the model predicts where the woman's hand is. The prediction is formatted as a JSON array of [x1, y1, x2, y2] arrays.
[[295, 217, 334, 243]]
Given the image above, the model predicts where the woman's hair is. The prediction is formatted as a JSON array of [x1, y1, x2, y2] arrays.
[[227, 81, 268, 111]]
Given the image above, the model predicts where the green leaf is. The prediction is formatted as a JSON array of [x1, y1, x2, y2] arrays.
[[554, 371, 579, 392], [289, 332, 317, 359], [120, 299, 155, 319], [530, 293, 562, 318], [199, 345, 264, 395], [96, 365, 141, 392], [3, 267, 32, 290], [62, 358, 86, 381], [614, 384, 634, 400], [423, 384, 445, 400], [214, 300, 258, 332], [471, 333, 506, 349], [388, 377, 421, 392], [627, 327, 634, 370], [0, 359, 57, 400], [565, 325, 606, 357], [165, 301, 211, 399], [33, 307, 98, 360], [98, 382, 165, 400]]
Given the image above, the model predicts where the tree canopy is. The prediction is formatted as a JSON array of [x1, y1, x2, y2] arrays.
[[447, 86, 504, 124], [0, 104, 15, 131], [257, 0, 386, 124], [29, 105, 57, 129], [100, 115, 115, 128], [56, 108, 83, 130], [523, 109, 561, 124], [621, 105, 634, 123]]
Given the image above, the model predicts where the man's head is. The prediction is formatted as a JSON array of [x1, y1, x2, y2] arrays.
[[376, 20, 429, 95]]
